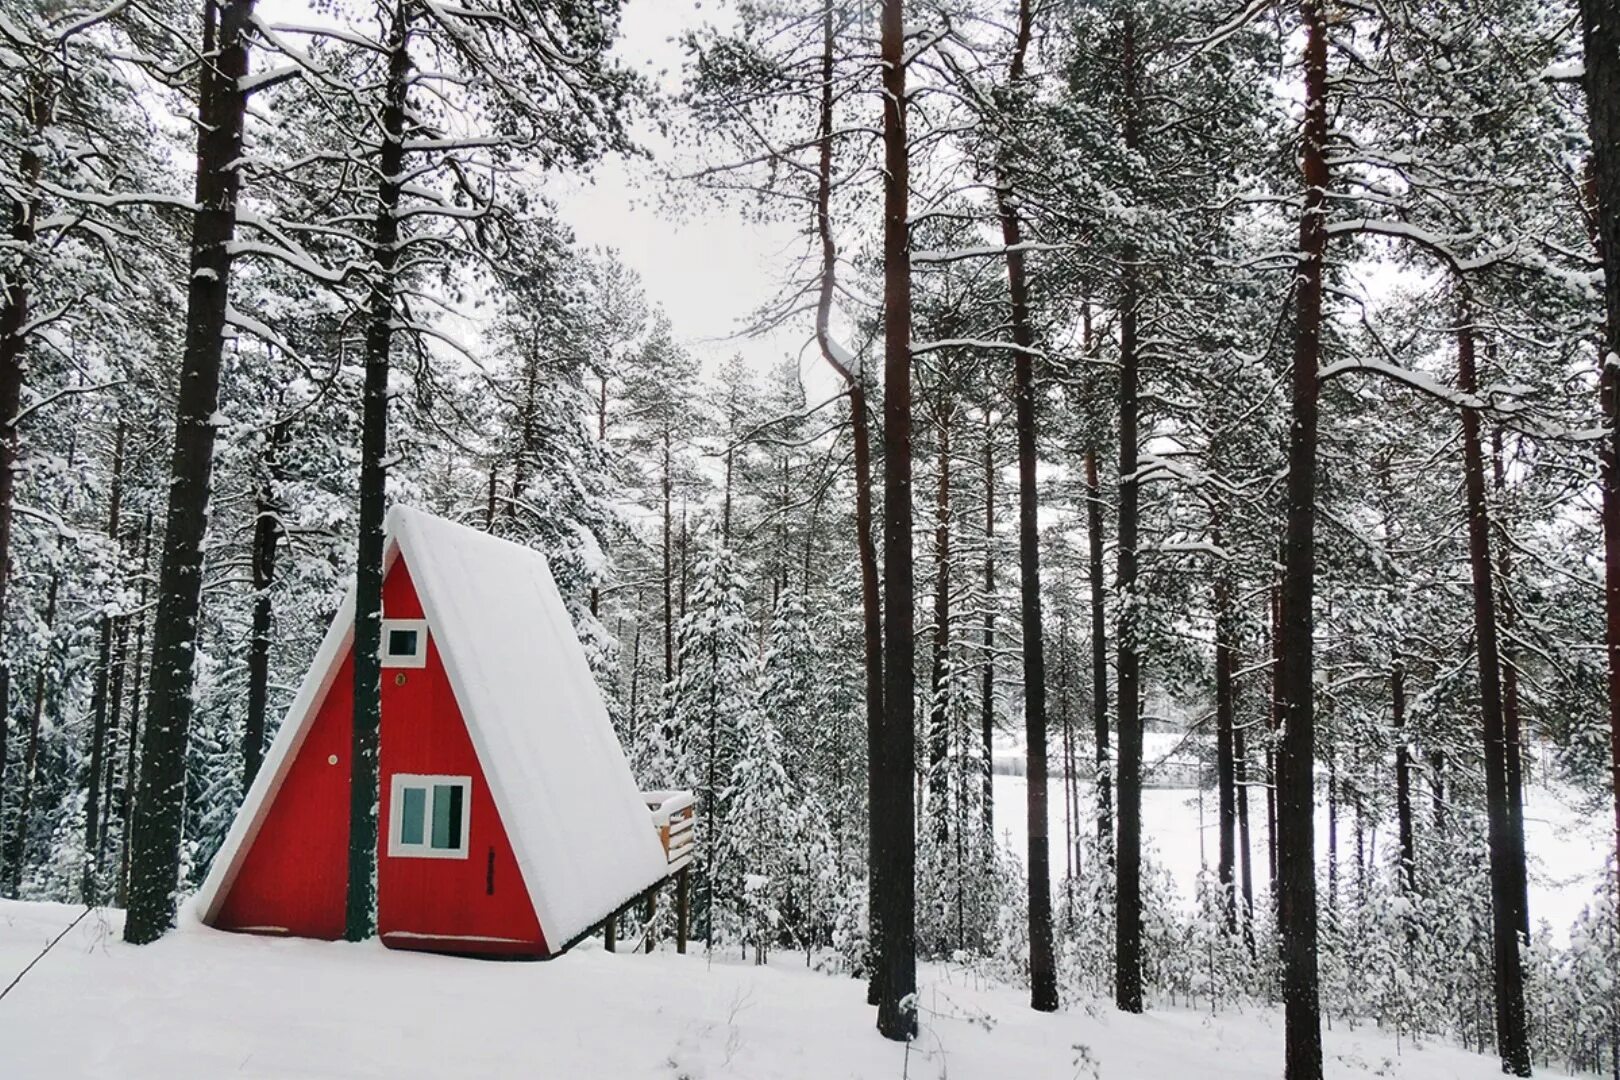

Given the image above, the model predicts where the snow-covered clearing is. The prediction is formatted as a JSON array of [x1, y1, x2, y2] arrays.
[[993, 774, 1613, 941], [0, 900, 1572, 1079]]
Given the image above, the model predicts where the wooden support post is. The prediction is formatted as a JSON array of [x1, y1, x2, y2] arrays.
[[604, 909, 616, 953], [645, 885, 659, 953], [676, 867, 690, 955]]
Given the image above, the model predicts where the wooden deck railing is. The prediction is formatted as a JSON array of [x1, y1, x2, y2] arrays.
[[641, 790, 695, 874]]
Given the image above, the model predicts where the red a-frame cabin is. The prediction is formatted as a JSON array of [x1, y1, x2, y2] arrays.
[[195, 507, 690, 957]]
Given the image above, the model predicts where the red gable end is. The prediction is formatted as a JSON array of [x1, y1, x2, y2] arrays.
[[213, 558, 548, 956]]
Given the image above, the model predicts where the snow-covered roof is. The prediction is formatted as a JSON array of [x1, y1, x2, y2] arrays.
[[197, 506, 669, 948]]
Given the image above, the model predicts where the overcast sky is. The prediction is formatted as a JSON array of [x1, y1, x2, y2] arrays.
[[546, 0, 827, 393]]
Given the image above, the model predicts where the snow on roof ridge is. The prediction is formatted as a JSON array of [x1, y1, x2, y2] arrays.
[[393, 505, 668, 947]]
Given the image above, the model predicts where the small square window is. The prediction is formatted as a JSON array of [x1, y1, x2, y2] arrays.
[[389, 774, 470, 859], [380, 618, 428, 668]]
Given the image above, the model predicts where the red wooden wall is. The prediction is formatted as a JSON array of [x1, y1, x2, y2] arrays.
[[375, 563, 547, 956], [213, 559, 548, 957], [213, 652, 352, 939]]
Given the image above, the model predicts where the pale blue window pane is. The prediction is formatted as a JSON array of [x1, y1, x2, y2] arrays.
[[400, 786, 426, 846]]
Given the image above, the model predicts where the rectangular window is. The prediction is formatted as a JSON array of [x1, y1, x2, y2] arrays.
[[380, 618, 429, 668], [389, 774, 471, 859]]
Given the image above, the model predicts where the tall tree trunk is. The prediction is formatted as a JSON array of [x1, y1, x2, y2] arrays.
[[1576, 0, 1620, 899], [678, 510, 690, 649], [0, 660, 7, 891], [590, 375, 607, 617], [875, 0, 916, 1041], [1085, 447, 1110, 851], [996, 0, 1057, 1013], [1492, 426, 1531, 942], [1267, 584, 1280, 891], [1327, 750, 1338, 915], [510, 337, 538, 527], [1394, 657, 1415, 893], [98, 605, 129, 862], [981, 411, 996, 840], [1234, 715, 1255, 945], [1275, 0, 1329, 1071], [82, 421, 126, 901], [662, 426, 674, 684], [346, 1, 411, 943], [125, 0, 256, 944], [1213, 529, 1238, 932], [0, 77, 53, 884], [806, 4, 884, 988], [117, 513, 152, 908], [1429, 748, 1446, 830], [243, 423, 286, 791], [1060, 616, 1077, 893], [1113, 9, 1146, 1016], [6, 568, 57, 895], [929, 394, 952, 843], [1456, 304, 1531, 1076], [721, 429, 734, 545]]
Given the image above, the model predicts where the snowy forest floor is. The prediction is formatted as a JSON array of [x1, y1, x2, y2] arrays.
[[0, 900, 1578, 1079]]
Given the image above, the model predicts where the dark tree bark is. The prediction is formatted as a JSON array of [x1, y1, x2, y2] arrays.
[[1274, 0, 1329, 1072], [1213, 532, 1238, 932], [117, 513, 152, 908], [929, 393, 953, 843], [98, 604, 129, 861], [1378, 458, 1416, 895], [590, 375, 607, 617], [995, 0, 1057, 1013], [1084, 447, 1110, 851], [125, 0, 256, 944], [981, 411, 996, 840], [1456, 307, 1531, 1076], [5, 568, 57, 895], [808, 2, 884, 976], [1393, 657, 1415, 892], [0, 664, 9, 889], [1083, 293, 1109, 854], [1266, 584, 1280, 891], [82, 421, 125, 901], [678, 509, 690, 637], [0, 77, 52, 881], [875, 0, 916, 1041], [1326, 751, 1338, 915], [1576, 0, 1620, 892], [511, 336, 539, 529], [243, 422, 287, 791], [1491, 427, 1530, 942], [1113, 9, 1146, 1016], [721, 413, 735, 545], [662, 425, 674, 683], [1059, 622, 1076, 885], [1234, 714, 1255, 944], [346, 0, 411, 943], [1429, 748, 1446, 830]]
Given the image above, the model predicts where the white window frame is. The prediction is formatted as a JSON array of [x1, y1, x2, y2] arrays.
[[388, 773, 472, 860], [380, 618, 429, 669]]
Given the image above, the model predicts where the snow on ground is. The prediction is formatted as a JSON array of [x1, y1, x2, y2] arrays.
[[0, 901, 1570, 1079], [993, 774, 1613, 940]]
